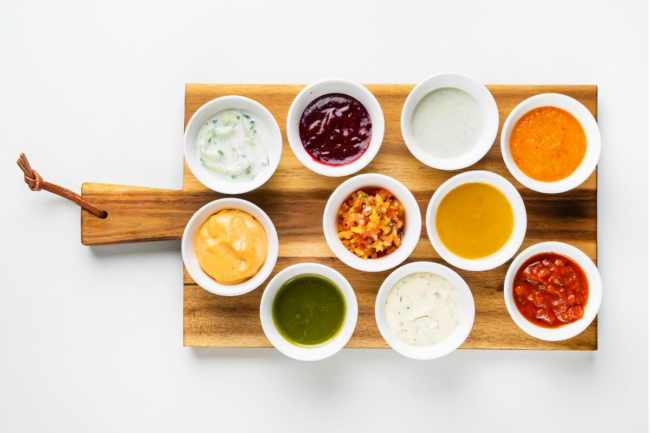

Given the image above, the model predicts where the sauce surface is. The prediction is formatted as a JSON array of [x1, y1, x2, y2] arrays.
[[510, 106, 587, 182], [385, 272, 461, 347], [272, 274, 346, 346], [195, 209, 268, 285], [299, 93, 372, 166], [411, 87, 484, 159], [337, 188, 405, 260], [513, 252, 589, 328], [197, 109, 271, 182], [436, 182, 514, 259]]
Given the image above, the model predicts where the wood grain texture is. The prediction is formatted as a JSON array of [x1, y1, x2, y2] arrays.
[[82, 84, 598, 350]]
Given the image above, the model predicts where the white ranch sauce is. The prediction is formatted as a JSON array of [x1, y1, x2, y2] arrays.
[[411, 87, 484, 159], [197, 109, 272, 183], [385, 272, 462, 347]]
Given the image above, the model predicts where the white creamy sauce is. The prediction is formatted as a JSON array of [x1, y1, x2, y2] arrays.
[[197, 109, 272, 183], [385, 272, 462, 347], [411, 87, 484, 159]]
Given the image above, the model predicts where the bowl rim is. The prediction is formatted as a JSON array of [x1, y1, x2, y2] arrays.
[[500, 93, 601, 194], [401, 72, 499, 171], [323, 173, 422, 272], [503, 241, 602, 341], [183, 95, 283, 194], [181, 198, 279, 297], [374, 261, 475, 360], [426, 170, 527, 271], [286, 78, 385, 177], [259, 262, 359, 361]]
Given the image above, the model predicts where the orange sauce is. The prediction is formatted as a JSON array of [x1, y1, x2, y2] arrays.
[[195, 210, 268, 285], [509, 106, 587, 182]]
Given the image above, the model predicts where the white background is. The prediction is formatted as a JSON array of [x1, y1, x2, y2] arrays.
[[1, 0, 648, 431]]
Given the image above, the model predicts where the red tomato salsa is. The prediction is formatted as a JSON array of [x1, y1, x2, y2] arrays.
[[337, 188, 404, 260], [513, 252, 589, 328], [299, 93, 372, 166]]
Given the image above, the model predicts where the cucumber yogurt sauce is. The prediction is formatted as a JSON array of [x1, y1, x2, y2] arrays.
[[197, 108, 272, 182]]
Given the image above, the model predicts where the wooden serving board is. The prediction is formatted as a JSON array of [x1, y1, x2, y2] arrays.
[[81, 84, 598, 350]]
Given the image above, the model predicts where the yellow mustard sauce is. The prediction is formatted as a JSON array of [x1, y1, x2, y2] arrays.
[[436, 183, 514, 259]]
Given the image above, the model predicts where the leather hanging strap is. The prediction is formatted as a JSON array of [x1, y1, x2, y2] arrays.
[[17, 153, 107, 219]]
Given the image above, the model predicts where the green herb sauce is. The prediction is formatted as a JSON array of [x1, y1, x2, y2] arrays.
[[272, 274, 346, 347]]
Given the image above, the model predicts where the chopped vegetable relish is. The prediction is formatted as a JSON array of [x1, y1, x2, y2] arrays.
[[337, 188, 405, 260]]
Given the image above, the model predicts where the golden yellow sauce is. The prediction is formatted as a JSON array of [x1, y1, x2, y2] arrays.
[[436, 183, 514, 259], [195, 209, 268, 285]]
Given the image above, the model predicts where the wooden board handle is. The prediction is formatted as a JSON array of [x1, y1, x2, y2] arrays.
[[81, 183, 222, 245]]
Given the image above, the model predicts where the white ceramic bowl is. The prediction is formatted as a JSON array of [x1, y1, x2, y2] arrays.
[[426, 171, 527, 271], [500, 93, 601, 194], [323, 173, 421, 272], [503, 242, 602, 341], [401, 72, 499, 170], [181, 198, 279, 297], [260, 263, 358, 361], [375, 262, 475, 360], [184, 96, 283, 194], [286, 78, 385, 177]]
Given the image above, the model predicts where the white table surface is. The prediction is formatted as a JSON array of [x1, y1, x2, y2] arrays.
[[1, 1, 648, 431]]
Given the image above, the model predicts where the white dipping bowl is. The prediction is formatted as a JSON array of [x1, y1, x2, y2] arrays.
[[375, 262, 475, 360], [323, 174, 421, 272], [260, 263, 358, 361], [504, 242, 602, 341], [181, 198, 279, 297], [286, 78, 385, 177], [401, 72, 499, 170], [426, 171, 527, 272], [184, 96, 283, 194], [500, 93, 601, 194]]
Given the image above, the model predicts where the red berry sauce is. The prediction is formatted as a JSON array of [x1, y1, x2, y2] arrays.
[[299, 93, 372, 166]]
